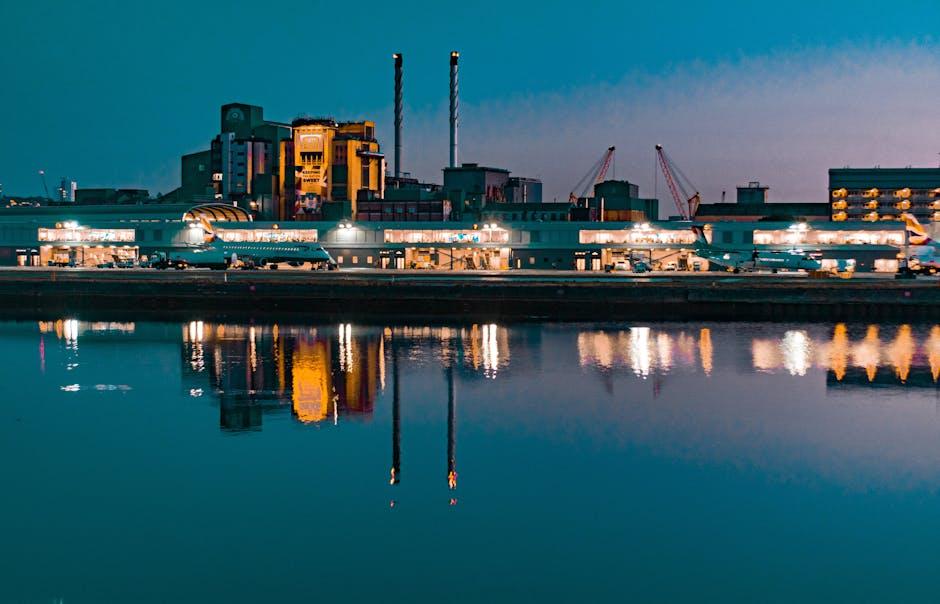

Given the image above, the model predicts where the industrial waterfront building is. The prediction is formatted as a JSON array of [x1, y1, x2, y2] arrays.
[[173, 103, 294, 221], [0, 202, 909, 273], [292, 117, 384, 217], [4, 50, 935, 278]]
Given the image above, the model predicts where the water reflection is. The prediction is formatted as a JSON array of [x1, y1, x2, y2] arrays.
[[35, 319, 940, 410], [748, 323, 940, 387], [35, 319, 940, 399], [574, 322, 940, 389], [20, 317, 940, 516], [181, 323, 382, 430], [17, 317, 940, 600]]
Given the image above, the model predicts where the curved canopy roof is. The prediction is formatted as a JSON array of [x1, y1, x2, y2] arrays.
[[182, 203, 253, 222]]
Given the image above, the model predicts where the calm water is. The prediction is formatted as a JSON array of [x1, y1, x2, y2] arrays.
[[3, 319, 940, 602]]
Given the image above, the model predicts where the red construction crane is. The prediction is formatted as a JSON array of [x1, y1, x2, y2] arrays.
[[655, 144, 700, 220], [569, 146, 616, 202]]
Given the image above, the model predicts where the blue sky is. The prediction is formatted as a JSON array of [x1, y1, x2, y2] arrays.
[[2, 0, 939, 204]]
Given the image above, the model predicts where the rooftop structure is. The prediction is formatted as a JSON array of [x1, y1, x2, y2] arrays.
[[737, 181, 768, 204], [571, 180, 659, 222], [696, 181, 828, 222]]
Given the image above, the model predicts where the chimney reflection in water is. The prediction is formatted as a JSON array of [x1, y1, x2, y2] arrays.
[[390, 335, 400, 486], [447, 364, 457, 494]]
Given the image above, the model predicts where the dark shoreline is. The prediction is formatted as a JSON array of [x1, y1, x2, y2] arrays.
[[1, 268, 937, 322]]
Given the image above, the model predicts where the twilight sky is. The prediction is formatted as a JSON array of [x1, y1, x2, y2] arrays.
[[2, 0, 939, 205]]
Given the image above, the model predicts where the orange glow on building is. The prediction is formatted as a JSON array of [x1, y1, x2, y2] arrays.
[[292, 118, 383, 217]]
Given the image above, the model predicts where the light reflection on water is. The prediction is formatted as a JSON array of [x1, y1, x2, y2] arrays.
[[7, 319, 940, 601], [35, 319, 940, 417]]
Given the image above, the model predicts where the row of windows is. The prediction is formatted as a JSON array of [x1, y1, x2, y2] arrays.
[[335, 255, 374, 265], [487, 213, 565, 222], [333, 254, 565, 267], [216, 229, 317, 243], [225, 245, 306, 252]]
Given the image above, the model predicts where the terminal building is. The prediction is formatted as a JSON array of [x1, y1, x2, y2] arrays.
[[0, 202, 908, 273], [829, 167, 940, 223]]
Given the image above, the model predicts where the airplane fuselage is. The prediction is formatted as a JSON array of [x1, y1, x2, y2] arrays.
[[161, 242, 336, 269], [697, 246, 821, 272], [214, 242, 335, 266]]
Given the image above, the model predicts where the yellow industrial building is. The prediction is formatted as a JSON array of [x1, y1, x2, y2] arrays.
[[292, 118, 384, 215]]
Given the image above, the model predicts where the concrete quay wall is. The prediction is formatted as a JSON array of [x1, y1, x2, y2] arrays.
[[0, 270, 936, 321]]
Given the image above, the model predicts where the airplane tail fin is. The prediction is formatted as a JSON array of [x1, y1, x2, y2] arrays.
[[902, 213, 934, 245], [691, 225, 709, 246], [199, 216, 217, 243]]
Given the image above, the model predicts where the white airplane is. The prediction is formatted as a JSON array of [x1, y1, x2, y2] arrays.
[[691, 226, 822, 273], [901, 213, 940, 274], [155, 218, 336, 270], [154, 246, 229, 270], [215, 241, 336, 270]]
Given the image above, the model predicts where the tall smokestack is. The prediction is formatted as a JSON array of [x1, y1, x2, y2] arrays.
[[449, 51, 459, 168], [393, 53, 403, 178]]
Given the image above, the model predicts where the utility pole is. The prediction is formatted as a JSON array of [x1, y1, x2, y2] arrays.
[[38, 170, 50, 199]]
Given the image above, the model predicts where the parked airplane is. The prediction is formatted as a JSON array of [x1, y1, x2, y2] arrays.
[[901, 213, 940, 274], [154, 218, 336, 270], [153, 246, 229, 270], [155, 242, 336, 270], [691, 226, 822, 272]]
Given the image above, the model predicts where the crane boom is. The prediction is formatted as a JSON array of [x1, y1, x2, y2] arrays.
[[595, 146, 615, 185], [655, 145, 700, 220], [570, 146, 616, 202]]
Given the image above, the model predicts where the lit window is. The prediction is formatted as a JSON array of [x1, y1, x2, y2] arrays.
[[337, 256, 344, 264]]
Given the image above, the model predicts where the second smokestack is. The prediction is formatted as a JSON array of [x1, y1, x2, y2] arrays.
[[449, 51, 459, 168], [393, 53, 403, 178]]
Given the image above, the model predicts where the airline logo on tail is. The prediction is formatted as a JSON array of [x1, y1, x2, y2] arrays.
[[691, 225, 709, 246], [902, 213, 934, 245], [199, 216, 217, 243]]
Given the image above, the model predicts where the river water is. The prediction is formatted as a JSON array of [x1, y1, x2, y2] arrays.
[[2, 319, 940, 602]]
